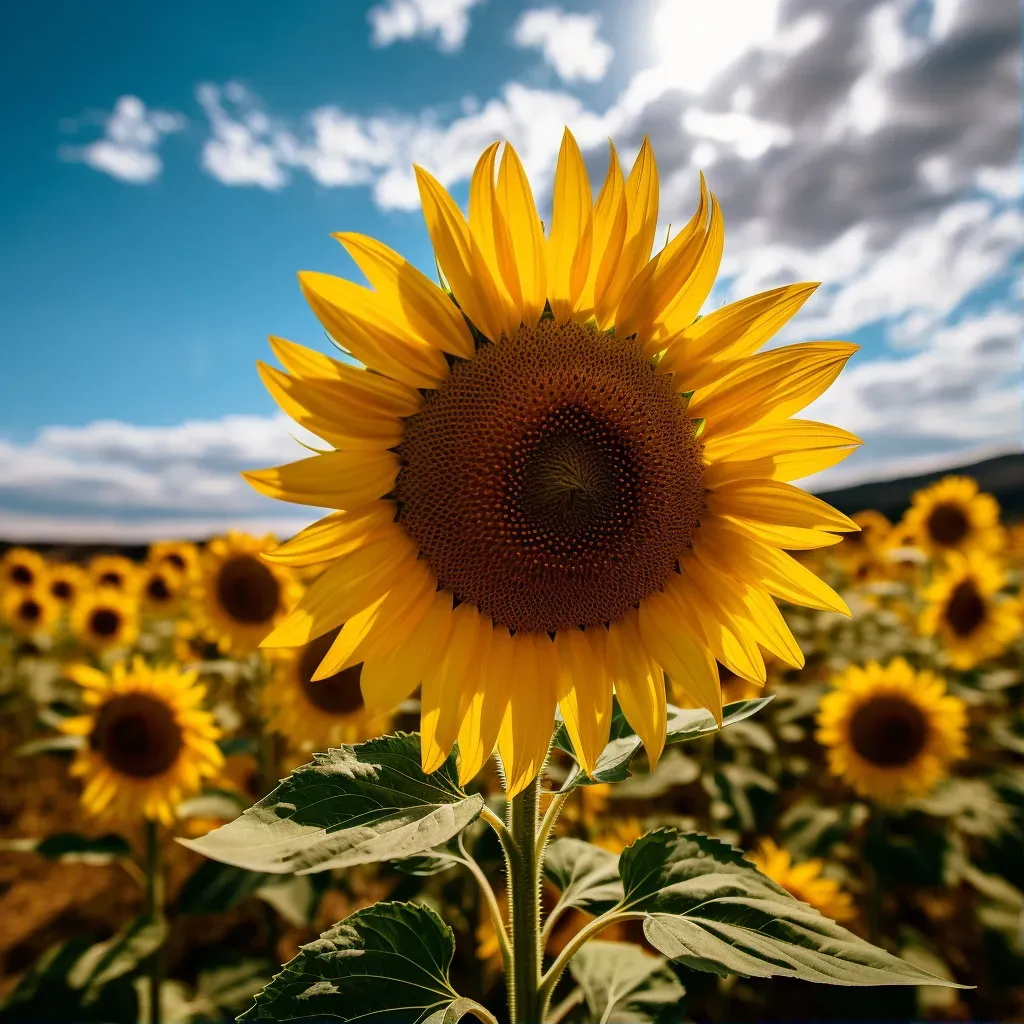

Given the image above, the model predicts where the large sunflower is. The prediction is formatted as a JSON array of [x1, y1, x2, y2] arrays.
[[1, 586, 60, 637], [263, 627, 392, 751], [902, 476, 1003, 559], [59, 657, 223, 826], [747, 838, 855, 922], [246, 132, 860, 795], [71, 588, 139, 653], [1, 546, 47, 591], [920, 552, 1022, 670], [816, 658, 967, 802], [193, 532, 301, 654]]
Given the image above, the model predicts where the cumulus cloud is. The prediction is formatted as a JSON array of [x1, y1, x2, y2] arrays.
[[60, 95, 185, 184], [367, 0, 485, 52], [512, 7, 613, 83], [0, 414, 319, 541]]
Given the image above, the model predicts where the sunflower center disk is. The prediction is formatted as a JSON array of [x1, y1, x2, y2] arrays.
[[12, 565, 33, 585], [216, 556, 280, 624], [395, 320, 705, 633], [927, 502, 969, 546], [944, 580, 986, 636], [147, 576, 172, 602], [849, 696, 929, 767], [20, 599, 41, 623], [91, 693, 184, 778], [297, 629, 365, 715], [90, 608, 121, 637]]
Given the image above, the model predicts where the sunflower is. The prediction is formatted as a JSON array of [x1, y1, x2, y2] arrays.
[[1, 546, 48, 591], [1, 586, 60, 636], [59, 657, 223, 826], [835, 509, 892, 580], [902, 476, 1003, 559], [89, 553, 139, 593], [245, 131, 860, 795], [193, 532, 301, 654], [920, 552, 1022, 670], [263, 627, 391, 751], [71, 588, 139, 653], [816, 658, 967, 802], [747, 838, 855, 922], [148, 540, 200, 579], [47, 563, 89, 606], [139, 563, 185, 615]]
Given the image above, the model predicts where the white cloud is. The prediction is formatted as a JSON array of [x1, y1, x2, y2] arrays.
[[60, 95, 185, 184], [0, 414, 321, 541], [367, 0, 485, 52], [512, 7, 613, 83]]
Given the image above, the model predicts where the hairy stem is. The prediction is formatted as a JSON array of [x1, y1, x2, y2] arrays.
[[507, 781, 542, 1024]]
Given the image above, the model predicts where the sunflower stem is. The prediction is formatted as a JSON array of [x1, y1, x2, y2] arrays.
[[507, 780, 542, 1024], [143, 818, 165, 1024]]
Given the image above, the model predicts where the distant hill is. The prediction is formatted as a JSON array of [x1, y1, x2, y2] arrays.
[[817, 453, 1024, 520]]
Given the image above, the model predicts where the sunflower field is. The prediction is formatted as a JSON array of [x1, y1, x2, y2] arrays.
[[1, 473, 1022, 1023]]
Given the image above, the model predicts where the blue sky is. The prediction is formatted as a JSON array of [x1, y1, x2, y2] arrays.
[[0, 0, 1019, 539]]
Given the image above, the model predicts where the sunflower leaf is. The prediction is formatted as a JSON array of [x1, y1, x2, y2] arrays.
[[178, 732, 484, 874], [68, 915, 168, 1005], [0, 832, 131, 864], [569, 941, 686, 1024], [557, 698, 773, 790], [621, 828, 967, 987], [238, 902, 469, 1022], [543, 838, 624, 917]]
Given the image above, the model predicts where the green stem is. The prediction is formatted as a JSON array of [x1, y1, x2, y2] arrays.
[[144, 819, 164, 1024], [507, 781, 542, 1024]]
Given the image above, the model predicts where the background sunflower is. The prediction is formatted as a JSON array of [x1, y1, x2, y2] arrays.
[[88, 553, 139, 593], [70, 588, 139, 653], [46, 562, 89, 606], [1, 586, 59, 637], [747, 838, 855, 922], [1, 547, 47, 591], [902, 476, 1005, 559]]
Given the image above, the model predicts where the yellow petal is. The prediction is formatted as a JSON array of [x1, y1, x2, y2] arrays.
[[268, 336, 423, 416], [638, 590, 722, 724], [690, 341, 859, 438], [714, 516, 845, 550], [495, 142, 547, 326], [257, 363, 404, 450], [555, 628, 612, 777], [421, 605, 492, 774], [333, 232, 475, 359], [695, 520, 850, 616], [735, 581, 805, 669], [65, 664, 109, 690], [607, 609, 667, 767], [706, 479, 858, 533], [499, 633, 558, 798], [548, 128, 593, 323], [299, 272, 448, 389], [576, 141, 626, 320], [261, 534, 418, 647], [457, 626, 513, 785], [243, 450, 399, 510], [262, 504, 399, 567], [415, 164, 506, 342], [359, 590, 454, 715], [596, 136, 659, 329], [702, 419, 862, 482], [616, 173, 709, 342]]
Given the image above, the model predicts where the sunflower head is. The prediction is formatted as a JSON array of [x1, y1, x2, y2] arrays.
[[903, 476, 1004, 559], [246, 130, 859, 794], [747, 839, 855, 922], [89, 554, 139, 593], [47, 563, 89, 605], [139, 564, 185, 614], [264, 627, 388, 751], [193, 532, 301, 654], [1, 547, 47, 590], [59, 657, 223, 826], [148, 540, 200, 579], [920, 552, 1022, 670], [816, 658, 967, 803], [1, 585, 60, 636], [71, 588, 139, 652]]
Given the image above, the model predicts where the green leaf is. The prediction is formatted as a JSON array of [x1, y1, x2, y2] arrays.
[[239, 902, 462, 1022], [68, 915, 168, 1005], [557, 698, 772, 790], [543, 838, 623, 917], [256, 875, 320, 928], [0, 832, 131, 865], [179, 733, 484, 874], [569, 941, 685, 1024], [15, 734, 84, 756], [620, 829, 965, 987], [179, 859, 272, 915]]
